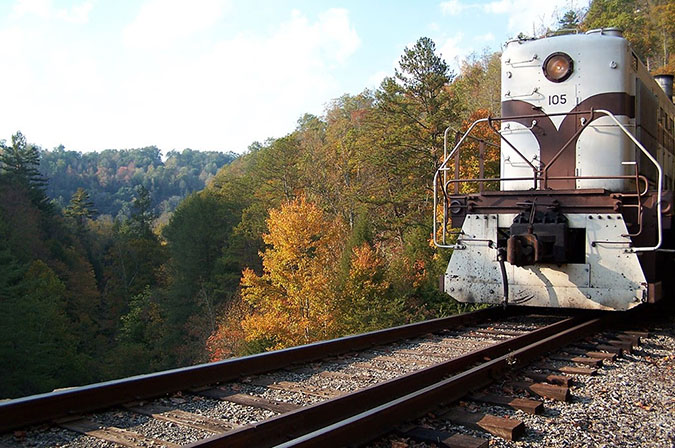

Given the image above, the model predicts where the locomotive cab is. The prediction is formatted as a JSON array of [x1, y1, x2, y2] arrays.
[[434, 29, 675, 310]]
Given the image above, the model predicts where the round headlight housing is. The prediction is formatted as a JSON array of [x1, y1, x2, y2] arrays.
[[543, 52, 574, 83]]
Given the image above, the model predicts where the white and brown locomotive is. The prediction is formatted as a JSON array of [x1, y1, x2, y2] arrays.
[[434, 28, 675, 310]]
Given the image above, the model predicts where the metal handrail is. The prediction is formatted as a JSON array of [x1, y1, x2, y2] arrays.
[[595, 109, 663, 252], [434, 110, 664, 252]]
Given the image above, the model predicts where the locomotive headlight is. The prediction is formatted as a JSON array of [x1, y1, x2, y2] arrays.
[[543, 52, 574, 82]]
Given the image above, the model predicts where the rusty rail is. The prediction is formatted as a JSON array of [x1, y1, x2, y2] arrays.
[[0, 307, 501, 433], [185, 314, 591, 448], [272, 316, 610, 447]]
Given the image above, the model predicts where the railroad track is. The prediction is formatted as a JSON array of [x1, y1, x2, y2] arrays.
[[0, 306, 649, 447]]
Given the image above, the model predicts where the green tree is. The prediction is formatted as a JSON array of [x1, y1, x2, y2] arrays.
[[101, 186, 165, 338], [107, 287, 168, 377], [126, 185, 156, 239], [64, 187, 97, 233], [557, 9, 582, 30], [450, 51, 501, 120], [322, 93, 375, 227], [161, 190, 242, 364], [341, 242, 404, 334], [0, 131, 48, 207], [0, 132, 43, 185], [0, 261, 86, 397], [362, 36, 457, 241], [582, 0, 657, 69]]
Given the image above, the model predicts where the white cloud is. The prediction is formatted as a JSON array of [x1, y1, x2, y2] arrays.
[[315, 9, 360, 64], [438, 33, 465, 70], [128, 7, 362, 149], [439, 0, 588, 35], [367, 70, 389, 88], [11, 0, 95, 23], [56, 0, 95, 24], [483, 0, 511, 14], [0, 7, 362, 153], [481, 0, 586, 34], [11, 0, 51, 18], [123, 0, 231, 49], [474, 32, 495, 42], [440, 0, 465, 16]]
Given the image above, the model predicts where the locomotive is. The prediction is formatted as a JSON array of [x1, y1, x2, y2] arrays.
[[434, 28, 675, 311]]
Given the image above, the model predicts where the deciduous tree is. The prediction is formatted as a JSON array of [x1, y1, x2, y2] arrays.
[[239, 196, 345, 350]]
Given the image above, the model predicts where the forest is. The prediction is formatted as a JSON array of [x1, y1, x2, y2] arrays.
[[39, 146, 237, 223], [1, 0, 673, 399]]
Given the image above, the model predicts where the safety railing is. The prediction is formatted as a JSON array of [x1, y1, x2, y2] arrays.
[[433, 109, 663, 252]]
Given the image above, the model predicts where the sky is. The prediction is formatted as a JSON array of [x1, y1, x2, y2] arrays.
[[0, 0, 589, 154]]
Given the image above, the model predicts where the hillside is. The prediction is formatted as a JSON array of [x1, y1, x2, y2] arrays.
[[39, 146, 237, 220]]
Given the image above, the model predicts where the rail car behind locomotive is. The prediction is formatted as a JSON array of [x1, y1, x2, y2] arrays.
[[434, 28, 675, 311]]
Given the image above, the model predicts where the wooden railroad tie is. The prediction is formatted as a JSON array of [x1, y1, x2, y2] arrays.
[[200, 387, 301, 413], [468, 392, 543, 414], [512, 381, 570, 401], [244, 376, 343, 399], [316, 369, 373, 383], [557, 366, 597, 376], [397, 348, 452, 359], [472, 328, 525, 337], [352, 360, 419, 374], [563, 348, 616, 361], [522, 371, 572, 386], [531, 362, 597, 376], [403, 426, 488, 448], [124, 402, 236, 432], [373, 354, 436, 367], [59, 418, 178, 448], [547, 355, 603, 368], [623, 330, 649, 338], [615, 334, 641, 345], [595, 338, 634, 353], [574, 342, 623, 356], [594, 344, 624, 355], [440, 407, 525, 441]]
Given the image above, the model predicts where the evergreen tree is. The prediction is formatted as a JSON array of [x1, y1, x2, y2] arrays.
[[127, 185, 156, 239], [364, 37, 457, 241], [0, 261, 85, 397], [0, 131, 48, 208], [557, 10, 581, 30], [65, 188, 97, 233]]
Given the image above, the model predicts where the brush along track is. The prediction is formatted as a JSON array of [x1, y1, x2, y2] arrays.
[[0, 307, 614, 447]]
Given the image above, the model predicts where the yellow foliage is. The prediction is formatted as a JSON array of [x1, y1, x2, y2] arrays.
[[347, 243, 389, 297], [239, 196, 345, 350]]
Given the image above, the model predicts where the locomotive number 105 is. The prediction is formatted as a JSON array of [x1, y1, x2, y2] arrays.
[[548, 94, 568, 105]]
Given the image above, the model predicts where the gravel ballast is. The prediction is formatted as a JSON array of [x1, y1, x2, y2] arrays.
[[374, 319, 675, 448]]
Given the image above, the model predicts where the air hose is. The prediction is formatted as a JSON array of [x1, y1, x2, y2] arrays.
[[497, 247, 509, 309]]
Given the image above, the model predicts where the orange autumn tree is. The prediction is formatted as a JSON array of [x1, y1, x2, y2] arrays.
[[239, 196, 345, 350]]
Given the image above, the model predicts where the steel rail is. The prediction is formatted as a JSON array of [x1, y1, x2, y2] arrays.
[[185, 315, 584, 448], [0, 307, 501, 433], [275, 316, 605, 448]]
